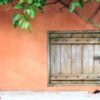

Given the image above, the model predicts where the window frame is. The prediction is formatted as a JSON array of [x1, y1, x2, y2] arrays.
[[48, 30, 100, 86]]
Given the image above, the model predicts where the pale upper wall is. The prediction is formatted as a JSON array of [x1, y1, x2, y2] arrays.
[[0, 2, 100, 91]]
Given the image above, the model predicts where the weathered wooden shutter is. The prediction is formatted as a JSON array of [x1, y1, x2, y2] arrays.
[[49, 31, 100, 84]]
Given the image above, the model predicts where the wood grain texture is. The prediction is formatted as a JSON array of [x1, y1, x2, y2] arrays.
[[51, 45, 61, 75], [94, 45, 100, 74], [72, 45, 82, 74], [83, 45, 93, 74], [61, 45, 71, 74], [50, 32, 100, 84]]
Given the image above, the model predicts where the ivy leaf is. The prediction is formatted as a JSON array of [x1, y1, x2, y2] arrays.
[[19, 0, 25, 3], [69, 0, 83, 12], [0, 1, 3, 5], [24, 5, 37, 19], [38, 0, 46, 6], [28, 24, 32, 32], [14, 3, 23, 9], [27, 0, 33, 4], [25, 7, 36, 19], [19, 0, 33, 4], [22, 14, 29, 21], [35, 2, 41, 7], [3, 0, 11, 4], [18, 19, 24, 26], [13, 20, 19, 28], [13, 13, 20, 23], [13, 13, 20, 27], [20, 21, 32, 32], [21, 21, 29, 29], [30, 8, 36, 18]]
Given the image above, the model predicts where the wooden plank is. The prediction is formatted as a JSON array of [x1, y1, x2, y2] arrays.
[[51, 45, 61, 75], [50, 81, 61, 84], [60, 80, 100, 84], [72, 45, 82, 74], [51, 38, 100, 44], [51, 77, 100, 81], [50, 33, 100, 39], [60, 45, 71, 74], [51, 74, 100, 81], [94, 45, 100, 74], [83, 45, 93, 74]]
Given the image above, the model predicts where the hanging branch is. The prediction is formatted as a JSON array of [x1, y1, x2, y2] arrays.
[[90, 5, 100, 19], [1, 0, 100, 31], [59, 0, 100, 28], [46, 0, 100, 28]]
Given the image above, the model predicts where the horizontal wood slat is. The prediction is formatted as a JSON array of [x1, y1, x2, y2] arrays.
[[51, 38, 100, 44], [50, 33, 100, 38], [51, 81, 100, 84]]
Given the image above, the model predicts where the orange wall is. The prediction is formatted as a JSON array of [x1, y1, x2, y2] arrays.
[[0, 2, 100, 91]]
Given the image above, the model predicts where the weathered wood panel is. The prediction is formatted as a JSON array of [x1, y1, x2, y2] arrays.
[[51, 38, 100, 44], [51, 45, 61, 75], [50, 32, 100, 84], [50, 32, 100, 38], [61, 45, 71, 74], [72, 45, 82, 74], [51, 74, 100, 80], [83, 45, 93, 74], [94, 45, 100, 74]]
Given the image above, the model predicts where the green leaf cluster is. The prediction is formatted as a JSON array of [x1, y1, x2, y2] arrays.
[[0, 0, 100, 31], [12, 0, 46, 31], [69, 0, 100, 12], [70, 0, 83, 12], [0, 0, 11, 5]]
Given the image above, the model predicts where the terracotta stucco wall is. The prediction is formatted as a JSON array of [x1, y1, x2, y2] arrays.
[[0, 2, 100, 91]]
